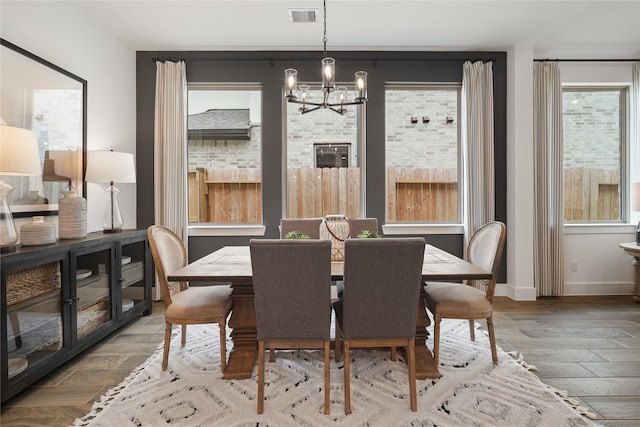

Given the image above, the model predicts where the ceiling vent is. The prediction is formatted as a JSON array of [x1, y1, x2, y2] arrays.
[[288, 9, 318, 23]]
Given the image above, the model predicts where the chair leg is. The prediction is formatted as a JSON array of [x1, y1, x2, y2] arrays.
[[219, 319, 227, 372], [487, 316, 498, 365], [162, 321, 172, 371], [469, 319, 476, 341], [269, 347, 275, 362], [181, 324, 187, 347], [433, 314, 441, 366], [334, 320, 342, 362], [324, 341, 331, 415], [390, 346, 397, 361], [407, 339, 417, 412], [344, 341, 351, 415], [257, 340, 265, 414]]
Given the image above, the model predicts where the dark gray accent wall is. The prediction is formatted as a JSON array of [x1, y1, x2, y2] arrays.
[[136, 50, 507, 280]]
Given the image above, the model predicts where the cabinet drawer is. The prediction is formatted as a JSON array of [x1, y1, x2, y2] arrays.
[[122, 261, 143, 287]]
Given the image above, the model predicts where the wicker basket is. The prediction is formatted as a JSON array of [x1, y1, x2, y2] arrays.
[[7, 263, 61, 307], [77, 299, 110, 338]]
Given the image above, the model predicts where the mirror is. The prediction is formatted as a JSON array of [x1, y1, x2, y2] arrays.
[[0, 38, 86, 217]]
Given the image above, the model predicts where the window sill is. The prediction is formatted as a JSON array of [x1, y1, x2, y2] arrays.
[[564, 223, 637, 235], [382, 223, 464, 235], [188, 224, 266, 237]]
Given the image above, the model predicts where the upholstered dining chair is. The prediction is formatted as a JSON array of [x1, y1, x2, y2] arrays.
[[348, 217, 379, 237], [423, 221, 506, 366], [250, 239, 333, 415], [279, 217, 323, 239], [333, 237, 426, 414], [147, 225, 232, 373]]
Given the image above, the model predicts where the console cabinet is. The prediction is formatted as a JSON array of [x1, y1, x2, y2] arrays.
[[0, 229, 153, 402]]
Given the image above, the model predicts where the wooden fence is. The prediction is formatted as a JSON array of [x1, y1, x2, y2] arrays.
[[187, 166, 619, 223], [564, 168, 619, 221]]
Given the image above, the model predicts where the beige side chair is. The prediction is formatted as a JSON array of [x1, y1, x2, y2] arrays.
[[333, 237, 426, 415], [147, 225, 232, 373], [250, 239, 333, 415], [424, 221, 506, 365]]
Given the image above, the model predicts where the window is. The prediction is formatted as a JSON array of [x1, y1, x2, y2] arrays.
[[385, 85, 461, 223], [284, 85, 363, 218], [562, 87, 627, 223], [187, 85, 262, 224]]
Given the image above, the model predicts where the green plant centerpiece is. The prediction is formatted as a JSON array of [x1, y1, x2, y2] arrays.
[[285, 230, 310, 239], [356, 230, 380, 238]]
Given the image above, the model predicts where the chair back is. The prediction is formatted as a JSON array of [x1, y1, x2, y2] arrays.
[[349, 218, 379, 237], [341, 238, 425, 339], [147, 225, 188, 306], [467, 221, 507, 301], [279, 218, 323, 239], [250, 239, 332, 341]]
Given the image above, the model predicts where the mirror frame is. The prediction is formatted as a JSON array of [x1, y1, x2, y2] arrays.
[[0, 38, 87, 217]]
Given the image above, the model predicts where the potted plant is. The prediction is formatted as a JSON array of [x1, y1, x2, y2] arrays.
[[356, 230, 380, 238], [284, 230, 310, 239]]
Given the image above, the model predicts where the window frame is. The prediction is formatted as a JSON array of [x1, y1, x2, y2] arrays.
[[561, 84, 630, 224], [186, 83, 266, 235], [383, 83, 463, 226]]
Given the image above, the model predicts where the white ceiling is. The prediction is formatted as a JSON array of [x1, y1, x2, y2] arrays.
[[72, 1, 639, 57]]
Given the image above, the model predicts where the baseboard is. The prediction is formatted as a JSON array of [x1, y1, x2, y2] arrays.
[[495, 282, 537, 301], [494, 281, 635, 300], [563, 281, 634, 296]]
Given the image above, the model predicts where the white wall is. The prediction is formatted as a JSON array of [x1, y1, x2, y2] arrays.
[[502, 46, 637, 299], [1, 1, 137, 233]]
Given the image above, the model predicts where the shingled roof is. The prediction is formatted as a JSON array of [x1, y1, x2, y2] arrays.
[[188, 109, 251, 140]]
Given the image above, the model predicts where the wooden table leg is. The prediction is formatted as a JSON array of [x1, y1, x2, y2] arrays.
[[414, 287, 440, 379], [223, 280, 258, 380]]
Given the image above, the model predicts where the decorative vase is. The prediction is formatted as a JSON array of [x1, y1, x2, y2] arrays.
[[319, 214, 351, 261], [58, 190, 87, 239], [20, 216, 56, 246]]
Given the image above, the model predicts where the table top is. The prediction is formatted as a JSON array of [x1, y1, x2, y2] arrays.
[[168, 244, 493, 282], [620, 242, 640, 253]]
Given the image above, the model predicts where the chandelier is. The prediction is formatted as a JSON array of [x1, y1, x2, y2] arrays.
[[284, 0, 367, 115]]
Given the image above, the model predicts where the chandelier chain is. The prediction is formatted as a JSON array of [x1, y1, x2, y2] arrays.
[[322, 0, 327, 56]]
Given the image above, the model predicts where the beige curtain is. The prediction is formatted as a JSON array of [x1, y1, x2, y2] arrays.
[[632, 63, 640, 184], [533, 62, 564, 296], [462, 61, 495, 245], [154, 60, 188, 240]]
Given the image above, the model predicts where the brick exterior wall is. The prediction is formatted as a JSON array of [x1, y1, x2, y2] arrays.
[[562, 91, 621, 169]]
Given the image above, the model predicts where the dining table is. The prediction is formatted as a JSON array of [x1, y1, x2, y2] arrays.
[[168, 243, 493, 380]]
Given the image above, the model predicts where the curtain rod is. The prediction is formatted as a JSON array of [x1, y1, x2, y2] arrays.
[[534, 58, 640, 62], [152, 56, 496, 65]]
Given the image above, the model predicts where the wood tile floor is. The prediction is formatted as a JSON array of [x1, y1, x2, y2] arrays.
[[1, 296, 639, 426]]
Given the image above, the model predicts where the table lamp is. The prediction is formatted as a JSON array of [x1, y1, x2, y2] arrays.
[[632, 182, 640, 245], [0, 124, 42, 252], [85, 150, 136, 233]]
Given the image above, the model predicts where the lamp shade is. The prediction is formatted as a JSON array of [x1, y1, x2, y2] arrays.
[[0, 125, 41, 176], [85, 150, 136, 183], [632, 182, 640, 212]]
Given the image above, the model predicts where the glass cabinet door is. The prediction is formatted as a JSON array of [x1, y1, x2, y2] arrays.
[[74, 247, 112, 340], [120, 240, 146, 315], [5, 260, 64, 381]]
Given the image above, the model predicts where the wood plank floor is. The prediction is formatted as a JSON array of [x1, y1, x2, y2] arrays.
[[1, 296, 638, 426]]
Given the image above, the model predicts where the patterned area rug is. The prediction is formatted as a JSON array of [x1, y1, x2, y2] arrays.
[[74, 320, 599, 426]]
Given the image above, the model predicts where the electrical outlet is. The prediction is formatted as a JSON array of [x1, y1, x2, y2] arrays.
[[570, 260, 578, 272]]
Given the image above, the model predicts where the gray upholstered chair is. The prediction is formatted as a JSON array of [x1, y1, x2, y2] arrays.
[[147, 225, 232, 373], [348, 217, 379, 237], [333, 237, 425, 414], [250, 239, 333, 415], [424, 221, 506, 366], [279, 218, 323, 239]]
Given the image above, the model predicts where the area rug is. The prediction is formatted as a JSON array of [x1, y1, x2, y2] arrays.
[[73, 319, 599, 426]]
